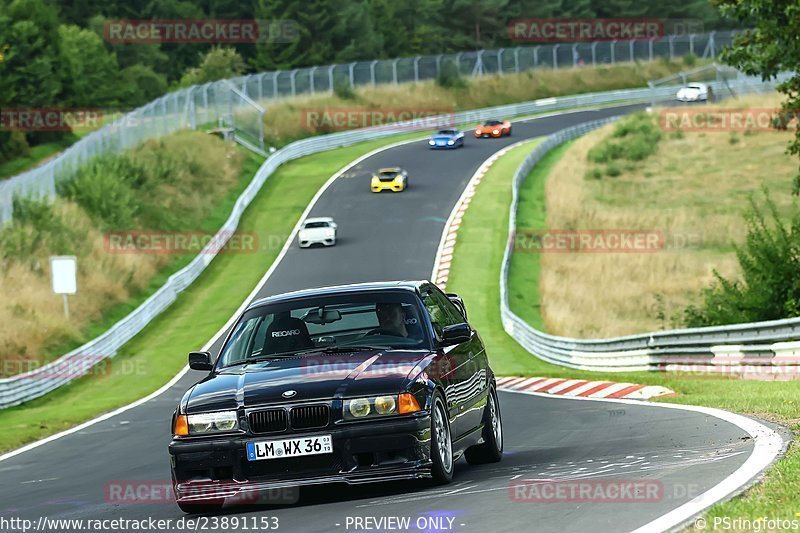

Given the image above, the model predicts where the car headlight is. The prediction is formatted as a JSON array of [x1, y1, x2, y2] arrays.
[[493, 129, 499, 134], [344, 394, 421, 420], [174, 411, 239, 436], [428, 140, 435, 145], [447, 140, 454, 145]]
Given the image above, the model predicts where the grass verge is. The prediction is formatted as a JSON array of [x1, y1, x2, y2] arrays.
[[0, 132, 423, 453], [446, 135, 800, 522]]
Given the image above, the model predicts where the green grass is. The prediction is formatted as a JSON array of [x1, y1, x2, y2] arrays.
[[0, 135, 81, 180], [0, 132, 423, 453], [446, 136, 800, 522]]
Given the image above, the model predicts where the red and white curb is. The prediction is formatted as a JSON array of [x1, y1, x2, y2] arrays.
[[432, 140, 536, 290], [496, 376, 675, 400]]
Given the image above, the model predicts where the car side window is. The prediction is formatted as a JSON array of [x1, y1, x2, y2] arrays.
[[422, 289, 461, 338]]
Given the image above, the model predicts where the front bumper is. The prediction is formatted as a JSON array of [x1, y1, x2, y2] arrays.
[[169, 414, 432, 503], [371, 182, 404, 192], [298, 237, 335, 247]]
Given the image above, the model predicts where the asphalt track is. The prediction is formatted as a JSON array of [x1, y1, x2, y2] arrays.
[[0, 105, 761, 533]]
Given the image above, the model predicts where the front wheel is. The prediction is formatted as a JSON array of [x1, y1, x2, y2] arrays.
[[464, 386, 503, 465], [430, 394, 454, 484]]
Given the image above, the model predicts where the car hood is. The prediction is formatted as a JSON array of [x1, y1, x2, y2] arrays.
[[185, 350, 430, 413], [431, 134, 458, 141]]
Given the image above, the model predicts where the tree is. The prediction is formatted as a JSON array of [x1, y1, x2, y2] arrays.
[[180, 46, 247, 86], [59, 25, 122, 107], [715, 0, 800, 193], [118, 64, 168, 108]]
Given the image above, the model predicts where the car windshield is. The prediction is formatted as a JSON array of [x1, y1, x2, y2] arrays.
[[217, 291, 430, 367], [378, 171, 399, 181], [484, 120, 502, 126], [687, 84, 703, 90], [437, 129, 456, 135], [304, 221, 330, 229]]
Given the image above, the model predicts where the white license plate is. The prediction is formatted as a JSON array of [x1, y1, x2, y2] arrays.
[[246, 435, 332, 461]]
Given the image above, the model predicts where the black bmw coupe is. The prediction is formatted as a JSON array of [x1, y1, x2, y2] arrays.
[[169, 281, 503, 513]]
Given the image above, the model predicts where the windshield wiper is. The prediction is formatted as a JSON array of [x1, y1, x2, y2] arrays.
[[296, 345, 386, 356]]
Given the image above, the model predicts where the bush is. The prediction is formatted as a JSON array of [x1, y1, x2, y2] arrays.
[[0, 131, 31, 164], [333, 75, 356, 100], [682, 53, 697, 67], [584, 167, 603, 180], [436, 60, 467, 89], [0, 198, 85, 264], [605, 163, 622, 177], [587, 112, 662, 173], [684, 190, 800, 327]]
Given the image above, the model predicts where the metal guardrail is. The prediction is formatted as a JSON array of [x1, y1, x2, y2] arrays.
[[499, 103, 800, 375], [0, 75, 789, 409], [0, 30, 736, 226]]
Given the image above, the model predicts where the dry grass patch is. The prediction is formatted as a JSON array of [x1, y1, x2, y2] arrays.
[[538, 94, 796, 337], [0, 131, 248, 374]]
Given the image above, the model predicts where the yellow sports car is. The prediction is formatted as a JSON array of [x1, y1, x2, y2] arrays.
[[371, 167, 409, 193]]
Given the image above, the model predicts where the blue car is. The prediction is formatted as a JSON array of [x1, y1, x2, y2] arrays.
[[428, 129, 465, 149]]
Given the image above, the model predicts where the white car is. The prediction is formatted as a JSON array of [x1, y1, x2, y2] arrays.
[[297, 217, 337, 248], [676, 83, 709, 102]]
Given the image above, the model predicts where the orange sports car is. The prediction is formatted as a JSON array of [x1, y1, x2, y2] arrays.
[[474, 119, 511, 138]]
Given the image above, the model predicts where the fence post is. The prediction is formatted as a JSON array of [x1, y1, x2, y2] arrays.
[[328, 65, 335, 92], [497, 48, 504, 75], [455, 52, 463, 74], [349, 62, 356, 86], [392, 59, 399, 84], [534, 46, 540, 68], [513, 48, 520, 73], [435, 55, 442, 77], [610, 40, 616, 64], [290, 70, 297, 96], [552, 44, 559, 68], [628, 39, 634, 61], [649, 38, 654, 62], [310, 66, 317, 93], [572, 44, 578, 67], [668, 35, 675, 60], [413, 56, 420, 82], [689, 34, 695, 56], [370, 60, 378, 85], [271, 72, 279, 98], [591, 41, 598, 66]]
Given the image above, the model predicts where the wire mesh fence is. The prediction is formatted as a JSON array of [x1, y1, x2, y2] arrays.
[[0, 30, 741, 226]]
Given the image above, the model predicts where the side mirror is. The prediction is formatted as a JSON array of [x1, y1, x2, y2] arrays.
[[441, 323, 471, 347], [447, 293, 467, 320], [330, 222, 338, 229], [189, 351, 213, 371]]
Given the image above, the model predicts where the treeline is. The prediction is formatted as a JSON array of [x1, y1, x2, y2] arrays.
[[0, 0, 735, 164]]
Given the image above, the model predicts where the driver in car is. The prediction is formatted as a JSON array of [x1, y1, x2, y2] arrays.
[[374, 302, 410, 337]]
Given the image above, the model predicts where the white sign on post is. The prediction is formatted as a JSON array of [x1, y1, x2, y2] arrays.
[[50, 256, 77, 318]]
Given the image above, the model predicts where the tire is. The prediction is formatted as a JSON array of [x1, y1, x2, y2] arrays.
[[430, 393, 454, 484], [507, 127, 512, 137], [177, 502, 224, 514], [464, 386, 503, 465]]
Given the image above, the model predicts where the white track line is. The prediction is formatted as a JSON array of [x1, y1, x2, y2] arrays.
[[0, 136, 423, 464], [501, 375, 787, 532]]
